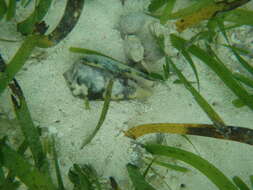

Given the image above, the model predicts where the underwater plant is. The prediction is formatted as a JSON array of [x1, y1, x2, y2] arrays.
[[0, 0, 85, 93]]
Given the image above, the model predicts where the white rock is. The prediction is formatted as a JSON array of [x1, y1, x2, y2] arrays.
[[123, 35, 144, 62], [119, 12, 146, 35]]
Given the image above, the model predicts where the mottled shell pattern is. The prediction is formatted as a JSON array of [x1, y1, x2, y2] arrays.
[[64, 55, 154, 100]]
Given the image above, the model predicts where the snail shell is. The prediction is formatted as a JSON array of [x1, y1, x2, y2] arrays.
[[64, 55, 154, 100]]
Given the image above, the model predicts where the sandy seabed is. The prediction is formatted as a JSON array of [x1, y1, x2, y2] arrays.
[[1, 0, 253, 189]]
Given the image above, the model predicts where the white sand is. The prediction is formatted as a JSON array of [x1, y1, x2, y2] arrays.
[[1, 0, 253, 189]]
